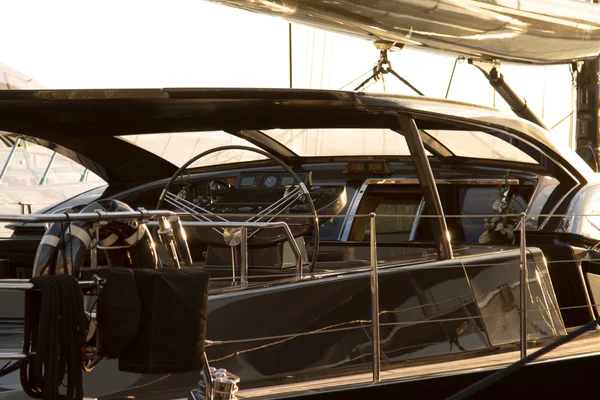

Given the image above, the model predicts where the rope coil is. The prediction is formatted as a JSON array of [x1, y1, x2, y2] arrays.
[[20, 275, 86, 400]]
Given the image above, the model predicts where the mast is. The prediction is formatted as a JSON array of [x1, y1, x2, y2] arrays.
[[575, 55, 600, 172]]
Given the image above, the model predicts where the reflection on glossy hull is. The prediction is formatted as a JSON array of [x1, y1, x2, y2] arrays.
[[0, 247, 565, 398], [204, 248, 563, 386], [211, 0, 600, 64]]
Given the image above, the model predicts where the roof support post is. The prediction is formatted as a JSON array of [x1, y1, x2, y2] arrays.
[[398, 115, 453, 260], [0, 136, 21, 184]]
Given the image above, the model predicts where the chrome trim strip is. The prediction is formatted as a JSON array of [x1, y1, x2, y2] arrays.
[[364, 178, 520, 185], [340, 182, 368, 241], [538, 184, 581, 230], [409, 198, 426, 242]]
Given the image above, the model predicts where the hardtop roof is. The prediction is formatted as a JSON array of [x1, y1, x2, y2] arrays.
[[0, 87, 592, 185]]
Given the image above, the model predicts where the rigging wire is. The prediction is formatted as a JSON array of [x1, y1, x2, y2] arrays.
[[308, 28, 316, 88], [551, 110, 575, 130], [319, 32, 327, 89], [288, 23, 293, 89], [445, 56, 465, 99], [338, 68, 373, 90]]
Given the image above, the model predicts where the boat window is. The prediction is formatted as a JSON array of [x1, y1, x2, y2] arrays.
[[349, 188, 423, 242], [422, 130, 538, 164], [349, 183, 533, 244], [118, 129, 433, 167], [318, 185, 357, 241], [460, 187, 529, 242], [262, 128, 431, 157], [117, 132, 266, 168]]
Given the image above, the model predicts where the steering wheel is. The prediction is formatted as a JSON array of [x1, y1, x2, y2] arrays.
[[157, 145, 319, 273]]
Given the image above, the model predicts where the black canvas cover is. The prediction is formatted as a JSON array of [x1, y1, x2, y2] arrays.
[[94, 267, 141, 358], [118, 268, 209, 373]]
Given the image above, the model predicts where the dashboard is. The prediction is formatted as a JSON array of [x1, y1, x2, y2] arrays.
[[165, 171, 347, 246], [236, 172, 311, 190]]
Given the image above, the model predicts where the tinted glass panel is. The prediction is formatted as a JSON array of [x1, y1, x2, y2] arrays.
[[118, 132, 265, 168], [263, 128, 431, 157], [460, 187, 529, 242], [350, 187, 422, 242], [423, 130, 538, 164], [350, 184, 532, 244]]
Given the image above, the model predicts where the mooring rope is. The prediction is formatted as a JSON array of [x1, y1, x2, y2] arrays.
[[20, 275, 86, 400]]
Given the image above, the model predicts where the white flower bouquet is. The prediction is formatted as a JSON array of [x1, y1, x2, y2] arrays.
[[478, 172, 519, 245]]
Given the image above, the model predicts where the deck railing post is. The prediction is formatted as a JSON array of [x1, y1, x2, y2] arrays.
[[369, 213, 381, 383], [520, 212, 527, 359], [90, 223, 100, 269], [240, 227, 248, 286]]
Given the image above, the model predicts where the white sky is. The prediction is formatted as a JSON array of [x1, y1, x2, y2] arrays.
[[0, 0, 576, 145], [0, 0, 292, 88]]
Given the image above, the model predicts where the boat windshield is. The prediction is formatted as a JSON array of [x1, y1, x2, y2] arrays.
[[117, 131, 265, 168], [117, 127, 538, 168]]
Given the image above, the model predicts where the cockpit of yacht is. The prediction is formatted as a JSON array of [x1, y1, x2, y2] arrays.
[[0, 88, 598, 399]]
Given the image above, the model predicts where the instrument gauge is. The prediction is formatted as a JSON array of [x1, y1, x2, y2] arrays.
[[264, 176, 278, 188]]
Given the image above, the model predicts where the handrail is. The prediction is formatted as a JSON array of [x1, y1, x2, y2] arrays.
[[155, 220, 304, 280], [0, 210, 174, 223], [0, 209, 585, 389], [519, 212, 527, 359], [369, 213, 381, 383], [0, 279, 97, 290]]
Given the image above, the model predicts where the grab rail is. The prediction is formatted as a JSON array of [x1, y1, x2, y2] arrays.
[[519, 212, 527, 359], [149, 220, 304, 282], [369, 213, 380, 383], [0, 209, 174, 223]]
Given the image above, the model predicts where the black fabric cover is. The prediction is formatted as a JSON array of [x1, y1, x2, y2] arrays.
[[94, 267, 141, 359], [118, 268, 210, 373], [0, 259, 11, 279]]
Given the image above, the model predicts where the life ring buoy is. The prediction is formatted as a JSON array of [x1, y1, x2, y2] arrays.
[[33, 200, 158, 277], [32, 206, 78, 276]]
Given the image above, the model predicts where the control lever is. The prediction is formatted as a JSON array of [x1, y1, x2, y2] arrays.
[[157, 216, 181, 268]]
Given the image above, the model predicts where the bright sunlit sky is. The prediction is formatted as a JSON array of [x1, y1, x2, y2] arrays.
[[0, 0, 576, 145]]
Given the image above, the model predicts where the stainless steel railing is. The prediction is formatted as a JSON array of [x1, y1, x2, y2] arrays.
[[519, 212, 527, 359], [369, 212, 381, 383], [165, 210, 535, 383], [148, 220, 304, 283], [179, 210, 553, 384], [0, 209, 596, 385]]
